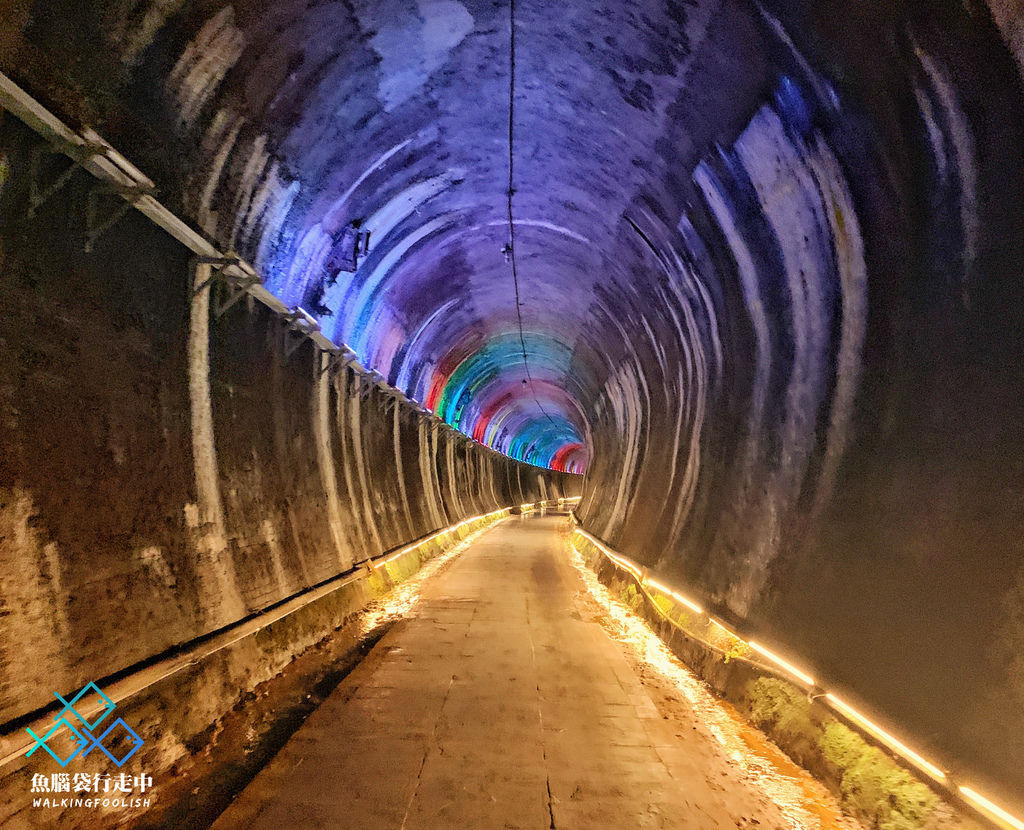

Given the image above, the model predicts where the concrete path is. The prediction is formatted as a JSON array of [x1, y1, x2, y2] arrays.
[[213, 515, 785, 829]]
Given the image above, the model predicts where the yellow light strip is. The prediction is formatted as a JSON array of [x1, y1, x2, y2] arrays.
[[824, 694, 946, 782], [646, 577, 704, 615], [569, 523, 974, 798], [709, 617, 741, 640], [747, 641, 815, 687], [571, 524, 1024, 828], [575, 528, 645, 580], [958, 786, 1024, 830], [373, 508, 509, 569], [605, 550, 643, 580]]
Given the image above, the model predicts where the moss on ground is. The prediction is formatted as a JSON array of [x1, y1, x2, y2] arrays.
[[652, 593, 674, 617], [367, 569, 390, 598], [385, 550, 422, 584], [706, 624, 749, 661], [620, 582, 643, 612], [748, 677, 815, 739], [819, 722, 938, 830]]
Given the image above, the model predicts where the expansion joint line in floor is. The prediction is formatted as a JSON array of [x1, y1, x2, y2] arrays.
[[524, 595, 557, 829], [398, 606, 476, 830]]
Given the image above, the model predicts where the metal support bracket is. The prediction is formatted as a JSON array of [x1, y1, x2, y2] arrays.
[[381, 391, 404, 413], [363, 371, 393, 402], [280, 307, 320, 360], [215, 278, 259, 318], [192, 255, 241, 293], [28, 141, 106, 218], [317, 348, 354, 377], [282, 329, 308, 360], [192, 256, 261, 318], [355, 372, 378, 401], [85, 181, 157, 252]]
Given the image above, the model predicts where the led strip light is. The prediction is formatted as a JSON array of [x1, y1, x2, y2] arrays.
[[373, 508, 511, 569], [569, 524, 1024, 830]]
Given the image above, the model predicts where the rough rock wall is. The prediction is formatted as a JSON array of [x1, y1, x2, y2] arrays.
[[0, 114, 575, 726]]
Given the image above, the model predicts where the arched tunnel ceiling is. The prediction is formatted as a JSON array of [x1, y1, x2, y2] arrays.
[[16, 0, 1009, 473], [161, 0, 768, 474], [60, 0, 801, 473]]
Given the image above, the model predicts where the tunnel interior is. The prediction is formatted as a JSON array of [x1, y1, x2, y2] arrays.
[[2, 0, 1024, 814]]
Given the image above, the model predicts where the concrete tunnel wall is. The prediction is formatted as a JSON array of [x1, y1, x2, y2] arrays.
[[1, 0, 1024, 808], [0, 112, 577, 728]]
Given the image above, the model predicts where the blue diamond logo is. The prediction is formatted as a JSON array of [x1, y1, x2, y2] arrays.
[[54, 681, 116, 732], [25, 718, 90, 767], [83, 718, 144, 767]]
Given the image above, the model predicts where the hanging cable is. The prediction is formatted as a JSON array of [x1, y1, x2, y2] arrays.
[[506, 0, 560, 431]]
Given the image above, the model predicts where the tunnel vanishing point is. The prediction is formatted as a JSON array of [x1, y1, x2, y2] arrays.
[[1, 0, 1024, 827]]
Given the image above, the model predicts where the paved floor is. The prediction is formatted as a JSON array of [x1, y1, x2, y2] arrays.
[[213, 515, 785, 829]]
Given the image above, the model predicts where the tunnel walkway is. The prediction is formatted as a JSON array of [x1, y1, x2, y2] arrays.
[[212, 514, 789, 829]]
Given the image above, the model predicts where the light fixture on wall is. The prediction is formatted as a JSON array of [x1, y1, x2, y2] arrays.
[[327, 219, 371, 274]]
